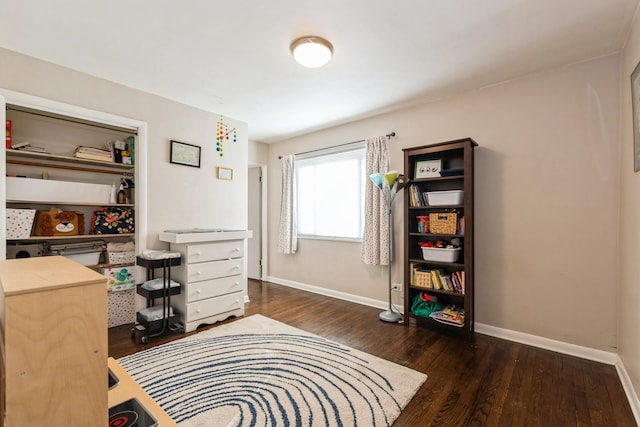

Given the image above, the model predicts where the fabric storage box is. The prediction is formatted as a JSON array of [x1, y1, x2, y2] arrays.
[[108, 251, 136, 265], [6, 176, 112, 204], [108, 289, 136, 327], [6, 208, 36, 239], [426, 190, 464, 206], [421, 247, 461, 263]]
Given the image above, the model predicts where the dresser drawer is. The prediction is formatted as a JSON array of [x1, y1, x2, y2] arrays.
[[186, 240, 244, 263], [186, 258, 244, 282], [186, 292, 243, 322], [185, 275, 243, 303]]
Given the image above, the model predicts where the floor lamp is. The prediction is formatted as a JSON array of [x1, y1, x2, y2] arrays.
[[369, 171, 409, 323]]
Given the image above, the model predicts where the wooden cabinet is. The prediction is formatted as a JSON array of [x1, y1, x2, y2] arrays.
[[0, 256, 108, 426], [403, 138, 476, 333], [160, 230, 252, 333]]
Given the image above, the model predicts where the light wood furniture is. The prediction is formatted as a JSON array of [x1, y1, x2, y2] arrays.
[[108, 357, 177, 426], [0, 256, 107, 426], [160, 230, 252, 333], [403, 138, 477, 333]]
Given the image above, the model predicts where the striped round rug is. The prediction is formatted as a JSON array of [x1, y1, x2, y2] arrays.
[[118, 314, 426, 426]]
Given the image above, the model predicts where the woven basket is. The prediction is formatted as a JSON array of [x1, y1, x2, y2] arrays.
[[414, 271, 432, 289], [429, 212, 458, 234]]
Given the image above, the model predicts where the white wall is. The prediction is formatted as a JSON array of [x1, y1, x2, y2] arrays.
[[268, 54, 621, 353], [0, 48, 249, 249], [618, 8, 640, 405]]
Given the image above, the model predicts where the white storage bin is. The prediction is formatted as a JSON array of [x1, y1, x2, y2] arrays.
[[64, 251, 101, 266], [6, 177, 112, 204], [421, 247, 461, 263], [426, 190, 464, 206]]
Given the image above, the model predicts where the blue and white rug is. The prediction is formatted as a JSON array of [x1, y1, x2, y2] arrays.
[[118, 314, 426, 426]]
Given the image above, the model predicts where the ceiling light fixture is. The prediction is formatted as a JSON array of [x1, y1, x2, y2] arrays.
[[290, 36, 333, 68]]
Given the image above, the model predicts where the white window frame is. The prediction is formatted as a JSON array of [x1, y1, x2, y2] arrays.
[[295, 142, 366, 242]]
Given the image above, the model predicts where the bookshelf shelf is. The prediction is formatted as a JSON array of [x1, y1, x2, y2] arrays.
[[403, 138, 476, 333]]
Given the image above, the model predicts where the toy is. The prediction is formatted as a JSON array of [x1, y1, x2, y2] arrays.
[[34, 207, 84, 236]]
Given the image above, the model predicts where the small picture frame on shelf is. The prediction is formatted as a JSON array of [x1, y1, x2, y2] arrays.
[[415, 159, 442, 178], [170, 140, 201, 168]]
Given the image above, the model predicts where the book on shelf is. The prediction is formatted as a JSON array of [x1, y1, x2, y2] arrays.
[[429, 305, 465, 327], [16, 145, 47, 153], [430, 269, 442, 290], [11, 140, 30, 149], [74, 145, 113, 162]]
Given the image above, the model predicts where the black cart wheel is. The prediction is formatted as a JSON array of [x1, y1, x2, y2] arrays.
[[130, 328, 136, 339], [141, 336, 148, 344]]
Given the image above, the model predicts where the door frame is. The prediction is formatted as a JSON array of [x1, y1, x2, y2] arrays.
[[248, 163, 267, 280]]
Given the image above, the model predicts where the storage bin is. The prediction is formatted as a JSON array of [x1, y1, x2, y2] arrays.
[[421, 247, 461, 263], [108, 251, 136, 265], [6, 208, 36, 239], [6, 176, 112, 204], [414, 271, 432, 289], [429, 212, 458, 234], [426, 190, 463, 206]]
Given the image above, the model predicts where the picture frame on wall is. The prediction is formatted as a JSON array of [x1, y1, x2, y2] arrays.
[[414, 159, 442, 179], [217, 166, 234, 180], [632, 60, 640, 172], [170, 140, 201, 168]]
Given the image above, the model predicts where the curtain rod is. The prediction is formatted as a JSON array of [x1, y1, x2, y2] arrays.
[[278, 132, 396, 159]]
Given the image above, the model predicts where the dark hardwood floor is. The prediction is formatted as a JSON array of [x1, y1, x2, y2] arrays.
[[109, 280, 637, 426]]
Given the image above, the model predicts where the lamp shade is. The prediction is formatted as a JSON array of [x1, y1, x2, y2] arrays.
[[369, 173, 384, 188], [384, 171, 398, 187], [291, 36, 333, 68]]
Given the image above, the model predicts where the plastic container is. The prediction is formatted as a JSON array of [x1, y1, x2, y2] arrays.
[[421, 247, 461, 263], [426, 190, 463, 206]]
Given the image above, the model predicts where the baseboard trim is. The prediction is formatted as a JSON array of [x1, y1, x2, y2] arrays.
[[266, 275, 638, 424], [474, 323, 617, 365], [266, 276, 389, 311], [615, 355, 640, 425]]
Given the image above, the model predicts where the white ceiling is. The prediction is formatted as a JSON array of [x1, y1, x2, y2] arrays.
[[1, 1, 638, 143]]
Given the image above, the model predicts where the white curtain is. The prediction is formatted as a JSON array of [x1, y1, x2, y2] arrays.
[[360, 136, 390, 265], [277, 154, 297, 254]]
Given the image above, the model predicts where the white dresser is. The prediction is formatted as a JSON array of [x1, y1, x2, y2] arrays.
[[159, 230, 252, 333]]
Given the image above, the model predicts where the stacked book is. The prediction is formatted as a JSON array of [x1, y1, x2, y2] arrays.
[[429, 305, 465, 327], [74, 145, 113, 162], [11, 140, 47, 153]]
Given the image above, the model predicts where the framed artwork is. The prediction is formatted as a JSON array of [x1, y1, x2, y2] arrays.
[[170, 140, 201, 168], [217, 166, 234, 180], [414, 159, 442, 179], [632, 60, 640, 172]]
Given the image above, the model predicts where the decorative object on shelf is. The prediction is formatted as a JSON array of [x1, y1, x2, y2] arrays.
[[170, 139, 201, 168], [414, 159, 442, 178], [632, 59, 640, 172], [90, 207, 134, 234], [290, 35, 333, 68], [369, 170, 409, 323], [217, 166, 234, 180], [215, 116, 237, 157], [34, 208, 84, 236]]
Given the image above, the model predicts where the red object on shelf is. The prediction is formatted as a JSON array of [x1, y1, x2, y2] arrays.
[[5, 119, 12, 149]]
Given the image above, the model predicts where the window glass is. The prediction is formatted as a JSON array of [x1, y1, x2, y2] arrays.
[[296, 145, 365, 240]]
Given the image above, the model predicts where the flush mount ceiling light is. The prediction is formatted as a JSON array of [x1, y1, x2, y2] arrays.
[[290, 36, 333, 68]]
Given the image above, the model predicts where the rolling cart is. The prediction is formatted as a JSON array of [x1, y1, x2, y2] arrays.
[[132, 251, 184, 344]]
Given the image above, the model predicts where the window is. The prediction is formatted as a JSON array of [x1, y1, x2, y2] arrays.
[[296, 144, 366, 240]]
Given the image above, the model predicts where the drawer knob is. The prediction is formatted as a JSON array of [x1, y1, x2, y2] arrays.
[[196, 289, 201, 294], [233, 265, 240, 270], [196, 309, 201, 313], [196, 271, 201, 276]]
